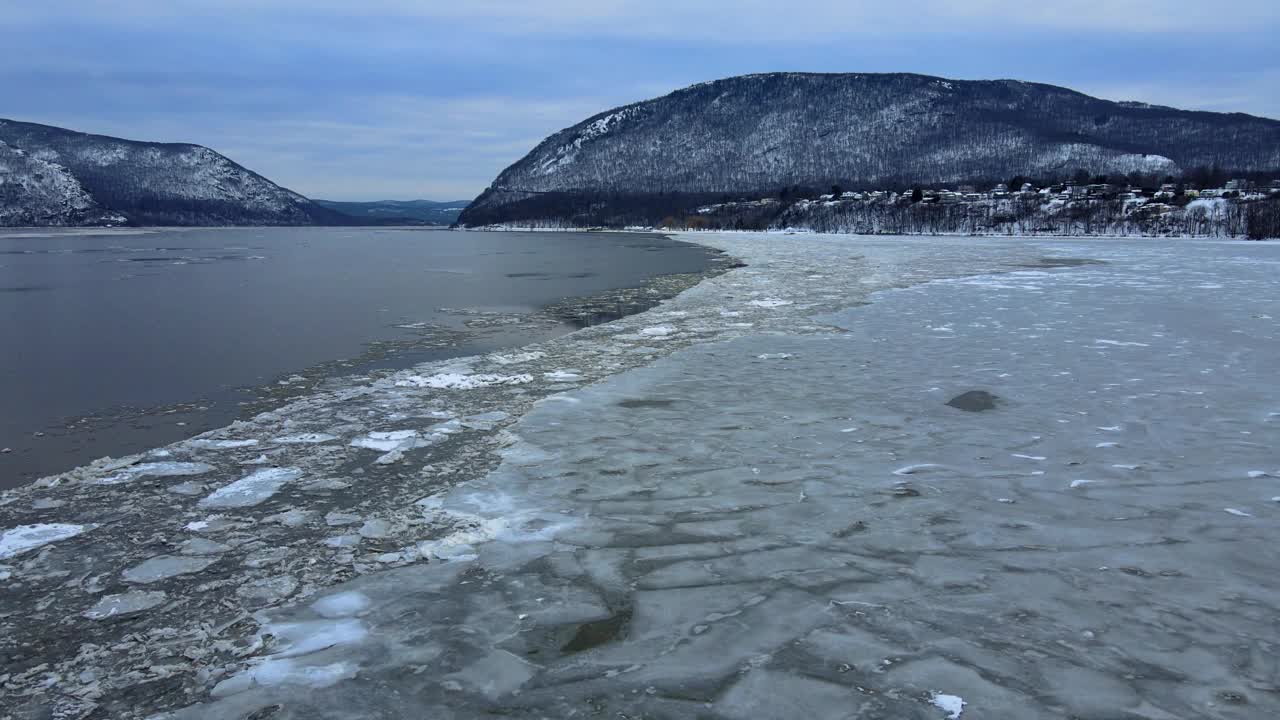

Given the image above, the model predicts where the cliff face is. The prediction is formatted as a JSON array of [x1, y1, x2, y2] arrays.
[[459, 73, 1280, 227], [0, 119, 345, 226]]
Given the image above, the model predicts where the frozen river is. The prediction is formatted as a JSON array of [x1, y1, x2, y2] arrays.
[[2, 233, 1278, 719]]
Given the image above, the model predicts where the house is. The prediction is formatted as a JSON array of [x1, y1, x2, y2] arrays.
[[992, 183, 1010, 196], [1225, 179, 1247, 191], [1270, 180, 1280, 190], [1020, 183, 1035, 193], [1068, 185, 1090, 199]]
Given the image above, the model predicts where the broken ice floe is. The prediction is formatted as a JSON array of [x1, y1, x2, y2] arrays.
[[212, 659, 357, 697], [488, 351, 545, 365], [0, 522, 92, 560], [544, 370, 583, 381], [189, 438, 259, 450], [83, 590, 167, 620], [395, 372, 533, 389], [96, 461, 213, 485], [271, 433, 338, 444], [311, 591, 371, 618], [199, 467, 304, 509], [893, 464, 946, 476], [931, 693, 966, 719], [351, 430, 419, 452], [122, 555, 217, 583]]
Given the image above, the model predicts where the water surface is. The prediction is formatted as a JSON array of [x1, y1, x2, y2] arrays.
[[0, 227, 717, 485]]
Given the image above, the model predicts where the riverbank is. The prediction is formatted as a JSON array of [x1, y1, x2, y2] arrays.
[[3, 233, 1278, 719]]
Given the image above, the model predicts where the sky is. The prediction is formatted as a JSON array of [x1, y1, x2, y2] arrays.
[[4, 1, 1278, 201]]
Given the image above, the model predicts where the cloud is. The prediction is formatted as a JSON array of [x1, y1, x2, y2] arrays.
[[4, 1, 1278, 198], [15, 0, 1278, 37]]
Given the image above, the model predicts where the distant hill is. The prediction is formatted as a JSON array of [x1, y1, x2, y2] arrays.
[[313, 199, 471, 226], [458, 72, 1280, 227], [0, 119, 346, 227]]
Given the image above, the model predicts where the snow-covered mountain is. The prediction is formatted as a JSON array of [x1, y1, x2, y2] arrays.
[[0, 119, 344, 226], [458, 73, 1280, 226]]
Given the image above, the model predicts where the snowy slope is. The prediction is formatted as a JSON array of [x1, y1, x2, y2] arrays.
[[459, 73, 1280, 226], [0, 140, 122, 226], [0, 119, 345, 227]]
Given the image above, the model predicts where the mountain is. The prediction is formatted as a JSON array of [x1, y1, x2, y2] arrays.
[[0, 119, 346, 227], [458, 72, 1280, 227], [313, 199, 471, 226]]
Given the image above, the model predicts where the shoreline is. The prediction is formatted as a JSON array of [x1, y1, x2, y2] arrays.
[[0, 233, 1127, 717]]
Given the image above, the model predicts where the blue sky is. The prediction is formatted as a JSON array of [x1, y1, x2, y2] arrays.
[[4, 1, 1278, 200]]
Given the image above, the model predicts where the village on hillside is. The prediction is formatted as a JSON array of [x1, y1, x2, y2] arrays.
[[679, 177, 1280, 239]]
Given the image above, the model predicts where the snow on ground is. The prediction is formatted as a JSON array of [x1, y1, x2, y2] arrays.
[[3, 233, 1279, 720]]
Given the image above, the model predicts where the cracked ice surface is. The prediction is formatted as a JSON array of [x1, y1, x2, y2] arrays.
[[5, 234, 1280, 720]]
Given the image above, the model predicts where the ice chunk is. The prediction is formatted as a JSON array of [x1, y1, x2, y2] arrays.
[[748, 298, 793, 308], [894, 464, 945, 475], [716, 670, 856, 720], [262, 618, 368, 658], [96, 462, 213, 485], [212, 659, 357, 698], [1094, 339, 1149, 347], [445, 650, 537, 701], [351, 430, 417, 452], [931, 693, 966, 719], [489, 350, 545, 365], [756, 353, 793, 360], [123, 555, 216, 583], [395, 372, 533, 389], [311, 591, 372, 618], [639, 326, 675, 337], [358, 519, 391, 539], [544, 370, 583, 381], [190, 438, 258, 450], [1012, 454, 1046, 461], [0, 523, 91, 559], [200, 467, 303, 508], [178, 538, 231, 555], [272, 433, 338, 444], [1247, 470, 1272, 479], [1069, 480, 1101, 489], [83, 590, 167, 619], [251, 658, 357, 689], [237, 575, 299, 606], [1224, 508, 1253, 517]]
